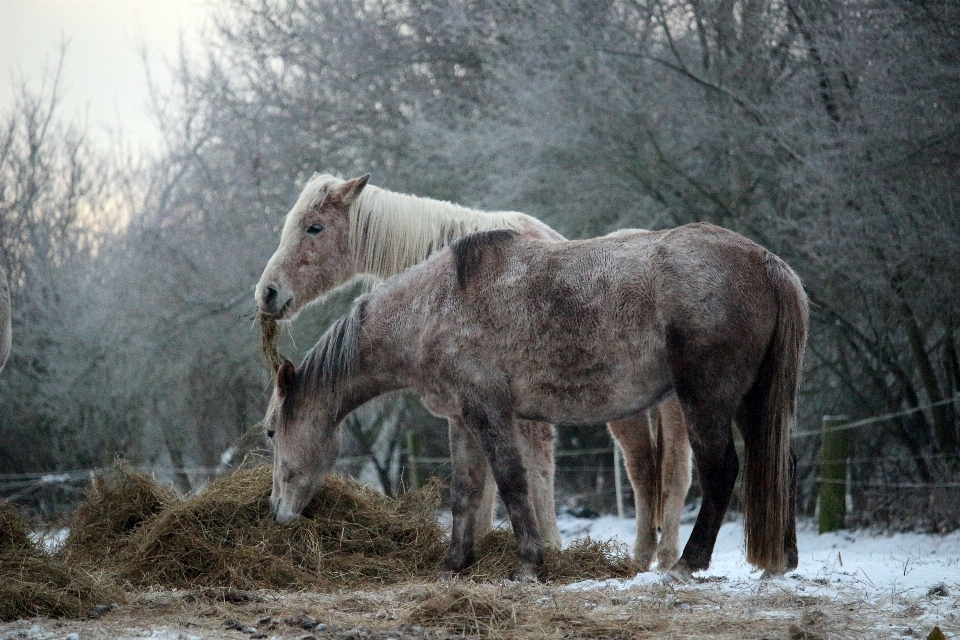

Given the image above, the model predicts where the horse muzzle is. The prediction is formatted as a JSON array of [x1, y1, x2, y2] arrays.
[[269, 494, 300, 525], [257, 283, 294, 317], [274, 510, 300, 525]]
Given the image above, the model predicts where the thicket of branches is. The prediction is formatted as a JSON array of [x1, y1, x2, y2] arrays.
[[1, 0, 957, 525]]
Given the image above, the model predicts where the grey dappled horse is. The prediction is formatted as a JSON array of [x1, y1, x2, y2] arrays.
[[263, 217, 808, 582], [256, 174, 692, 570]]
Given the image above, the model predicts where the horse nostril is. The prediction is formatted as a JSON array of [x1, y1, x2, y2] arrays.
[[263, 285, 278, 307]]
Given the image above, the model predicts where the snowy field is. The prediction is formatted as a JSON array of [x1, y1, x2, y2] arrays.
[[3, 513, 958, 639], [560, 512, 960, 638]]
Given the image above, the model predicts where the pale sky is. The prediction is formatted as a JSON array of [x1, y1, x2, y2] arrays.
[[0, 0, 214, 154]]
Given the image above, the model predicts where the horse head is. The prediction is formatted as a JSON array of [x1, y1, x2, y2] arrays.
[[256, 173, 370, 319], [266, 357, 343, 524]]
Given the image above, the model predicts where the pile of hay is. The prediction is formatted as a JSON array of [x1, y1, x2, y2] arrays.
[[62, 462, 175, 562], [5, 460, 646, 621], [106, 466, 448, 590], [0, 505, 115, 621], [58, 463, 638, 590], [466, 529, 639, 583]]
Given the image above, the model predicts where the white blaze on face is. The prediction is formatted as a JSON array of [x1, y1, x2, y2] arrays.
[[255, 175, 339, 316]]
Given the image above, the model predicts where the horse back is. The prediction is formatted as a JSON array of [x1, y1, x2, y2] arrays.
[[388, 223, 788, 424]]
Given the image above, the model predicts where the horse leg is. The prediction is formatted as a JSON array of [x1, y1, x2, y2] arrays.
[[517, 419, 561, 548], [654, 395, 692, 572], [443, 417, 495, 575], [607, 413, 659, 571], [668, 404, 739, 581], [452, 420, 556, 547], [461, 396, 543, 582], [448, 418, 496, 539], [474, 462, 498, 538]]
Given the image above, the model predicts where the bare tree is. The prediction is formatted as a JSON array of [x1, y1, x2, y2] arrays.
[[0, 56, 122, 476]]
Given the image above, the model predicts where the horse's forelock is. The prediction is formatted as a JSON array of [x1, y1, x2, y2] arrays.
[[290, 173, 341, 222]]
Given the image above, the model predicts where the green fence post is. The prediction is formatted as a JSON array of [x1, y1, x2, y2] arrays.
[[818, 415, 849, 534], [406, 431, 421, 491]]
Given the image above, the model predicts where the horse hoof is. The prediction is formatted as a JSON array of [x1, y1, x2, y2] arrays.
[[634, 553, 655, 573], [665, 565, 693, 583], [759, 569, 787, 580], [434, 569, 456, 582], [510, 566, 539, 583], [655, 552, 681, 573]]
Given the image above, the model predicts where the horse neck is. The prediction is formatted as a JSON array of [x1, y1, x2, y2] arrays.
[[348, 186, 531, 281], [329, 314, 410, 424]]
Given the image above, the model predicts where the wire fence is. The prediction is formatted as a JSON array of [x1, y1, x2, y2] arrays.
[[791, 394, 960, 439], [0, 465, 225, 509], [3, 394, 958, 525]]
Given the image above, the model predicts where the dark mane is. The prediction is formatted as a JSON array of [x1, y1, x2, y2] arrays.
[[450, 229, 519, 290], [281, 298, 368, 420]]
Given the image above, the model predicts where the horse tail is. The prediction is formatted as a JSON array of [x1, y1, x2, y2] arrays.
[[741, 253, 808, 572]]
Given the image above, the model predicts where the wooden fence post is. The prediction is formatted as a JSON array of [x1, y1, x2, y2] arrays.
[[406, 432, 421, 491], [818, 415, 849, 534]]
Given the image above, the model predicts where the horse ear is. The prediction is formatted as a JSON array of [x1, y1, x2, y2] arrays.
[[339, 173, 370, 206], [277, 358, 296, 396]]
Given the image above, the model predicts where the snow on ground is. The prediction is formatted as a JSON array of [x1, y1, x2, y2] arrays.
[[559, 512, 960, 637], [5, 512, 959, 639], [28, 528, 69, 554]]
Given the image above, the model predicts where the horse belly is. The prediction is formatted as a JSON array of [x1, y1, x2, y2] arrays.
[[509, 349, 670, 425]]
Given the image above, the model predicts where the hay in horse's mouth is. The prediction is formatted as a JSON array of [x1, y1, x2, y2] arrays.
[[259, 312, 284, 375]]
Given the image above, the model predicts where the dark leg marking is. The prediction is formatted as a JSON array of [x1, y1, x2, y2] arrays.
[[461, 398, 543, 581]]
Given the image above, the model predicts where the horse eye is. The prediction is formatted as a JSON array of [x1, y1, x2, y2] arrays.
[[267, 430, 275, 438], [306, 223, 324, 235]]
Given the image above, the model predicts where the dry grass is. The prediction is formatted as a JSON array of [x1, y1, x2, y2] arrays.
[[465, 529, 639, 583], [3, 465, 883, 638], [0, 503, 30, 550], [2, 463, 652, 624], [407, 585, 520, 636], [0, 504, 117, 621]]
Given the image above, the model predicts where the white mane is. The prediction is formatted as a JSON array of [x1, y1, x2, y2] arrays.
[[302, 174, 555, 282]]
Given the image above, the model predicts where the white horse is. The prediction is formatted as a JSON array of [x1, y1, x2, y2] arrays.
[[256, 173, 692, 570]]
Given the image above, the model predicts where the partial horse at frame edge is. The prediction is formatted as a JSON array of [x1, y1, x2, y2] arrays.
[[1, 267, 10, 373]]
